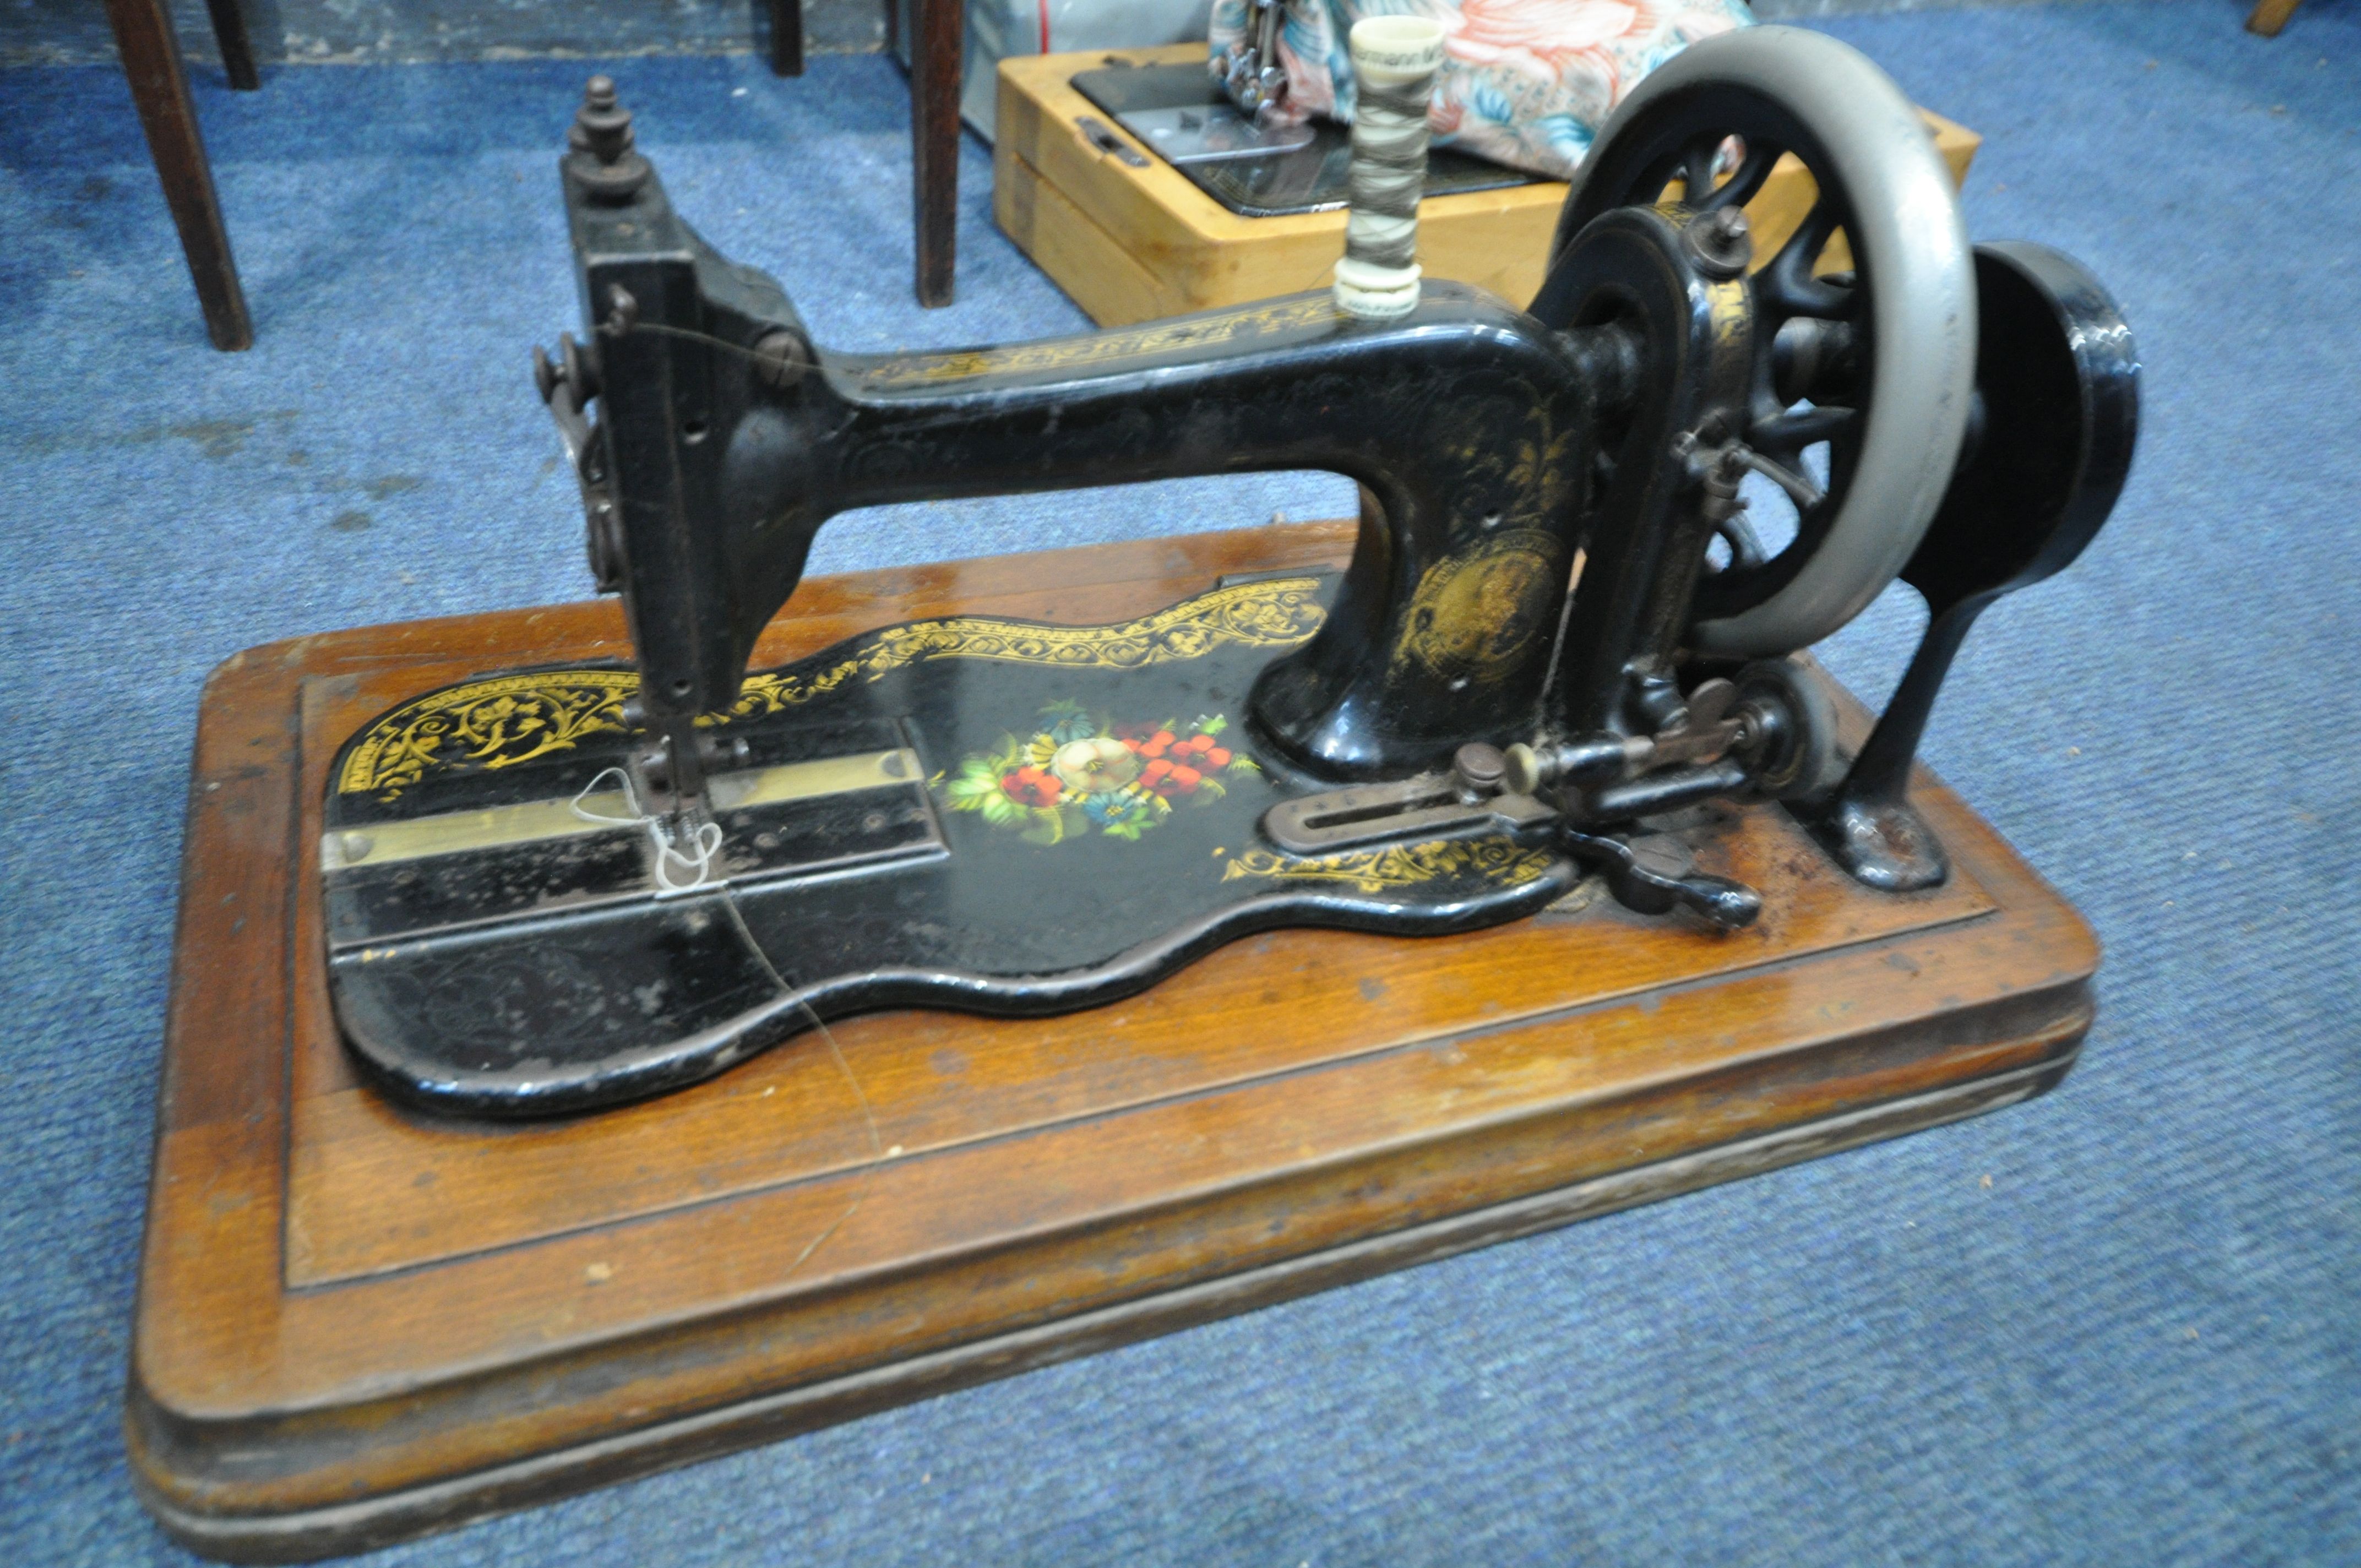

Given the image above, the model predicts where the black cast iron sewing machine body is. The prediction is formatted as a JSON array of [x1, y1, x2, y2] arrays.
[[322, 31, 2136, 1117]]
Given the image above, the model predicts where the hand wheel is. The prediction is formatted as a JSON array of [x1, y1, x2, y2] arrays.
[[1544, 25, 1979, 660]]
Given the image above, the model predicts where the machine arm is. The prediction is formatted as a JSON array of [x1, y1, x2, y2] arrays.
[[544, 83, 1608, 798]]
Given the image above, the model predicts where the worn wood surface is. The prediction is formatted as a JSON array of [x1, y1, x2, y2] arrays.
[[104, 0, 253, 350], [993, 46, 1981, 326], [129, 521, 2096, 1561]]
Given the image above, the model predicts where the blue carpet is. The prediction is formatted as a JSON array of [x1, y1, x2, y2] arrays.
[[3, 2, 2358, 1561]]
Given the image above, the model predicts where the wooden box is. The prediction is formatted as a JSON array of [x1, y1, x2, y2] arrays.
[[993, 45, 1981, 327], [130, 522, 2091, 1561]]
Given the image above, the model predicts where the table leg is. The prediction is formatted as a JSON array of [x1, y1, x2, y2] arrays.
[[768, 0, 804, 77], [201, 0, 260, 90], [910, 0, 962, 307], [105, 0, 253, 351]]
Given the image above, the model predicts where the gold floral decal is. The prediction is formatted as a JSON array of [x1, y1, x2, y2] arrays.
[[1222, 839, 1558, 893], [942, 703, 1259, 846], [337, 576, 1327, 799], [1388, 529, 1566, 686], [851, 297, 1342, 388]]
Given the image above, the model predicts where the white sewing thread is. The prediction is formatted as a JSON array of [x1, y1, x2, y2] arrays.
[[1335, 16, 1447, 321], [572, 765, 725, 897]]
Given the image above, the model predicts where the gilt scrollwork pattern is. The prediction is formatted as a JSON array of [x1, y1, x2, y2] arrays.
[[1222, 839, 1558, 893], [729, 576, 1328, 716], [852, 297, 1342, 388], [336, 576, 1329, 799], [334, 669, 639, 801]]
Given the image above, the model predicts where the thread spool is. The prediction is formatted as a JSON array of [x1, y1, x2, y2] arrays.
[[1334, 15, 1447, 321]]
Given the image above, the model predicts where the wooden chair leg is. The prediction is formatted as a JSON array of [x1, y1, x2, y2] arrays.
[[910, 0, 963, 307], [768, 0, 804, 77], [2247, 0, 2302, 36], [105, 0, 253, 350], [201, 0, 260, 89]]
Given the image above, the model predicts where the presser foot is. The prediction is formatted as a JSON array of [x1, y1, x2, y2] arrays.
[[617, 698, 751, 818]]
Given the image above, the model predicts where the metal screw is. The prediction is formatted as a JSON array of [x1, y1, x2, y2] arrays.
[[1452, 743, 1508, 794], [753, 330, 812, 389], [639, 740, 673, 796], [602, 285, 639, 337], [695, 733, 750, 772], [1684, 206, 1753, 279], [1628, 832, 1695, 880]]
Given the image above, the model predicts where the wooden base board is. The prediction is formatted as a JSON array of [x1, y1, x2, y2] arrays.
[[129, 521, 2096, 1561], [991, 46, 1981, 326]]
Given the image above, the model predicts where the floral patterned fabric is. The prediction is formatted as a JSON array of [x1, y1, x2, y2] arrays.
[[1211, 0, 1754, 180]]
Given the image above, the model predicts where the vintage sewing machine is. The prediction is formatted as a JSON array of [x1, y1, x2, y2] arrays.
[[133, 26, 2136, 1559], [320, 29, 2134, 1118]]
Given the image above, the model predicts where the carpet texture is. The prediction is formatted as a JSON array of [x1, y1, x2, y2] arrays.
[[3, 2, 2357, 1561]]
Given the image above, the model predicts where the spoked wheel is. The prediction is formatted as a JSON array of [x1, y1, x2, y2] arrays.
[[1541, 26, 1978, 659]]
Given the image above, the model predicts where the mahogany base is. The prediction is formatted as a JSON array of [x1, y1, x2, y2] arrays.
[[129, 521, 2097, 1560]]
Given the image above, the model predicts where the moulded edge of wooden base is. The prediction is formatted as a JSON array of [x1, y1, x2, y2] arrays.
[[128, 1025, 2084, 1564]]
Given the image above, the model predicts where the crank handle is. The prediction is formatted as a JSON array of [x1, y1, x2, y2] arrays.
[[1723, 445, 1825, 512], [1563, 829, 1762, 931]]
